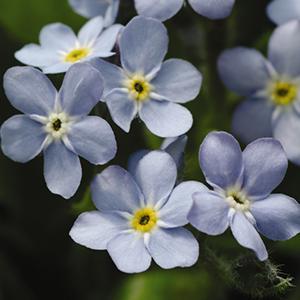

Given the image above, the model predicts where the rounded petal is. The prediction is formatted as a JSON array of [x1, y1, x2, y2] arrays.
[[91, 166, 143, 213], [218, 47, 272, 96], [70, 211, 129, 250], [242, 138, 288, 199], [134, 0, 183, 21], [188, 191, 230, 235], [189, 0, 235, 19], [1, 115, 47, 163], [147, 227, 199, 269], [152, 59, 202, 103], [120, 16, 168, 75], [44, 141, 82, 199], [134, 151, 177, 208], [103, 0, 120, 27], [78, 16, 104, 45], [3, 66, 56, 115], [68, 116, 117, 165], [199, 131, 243, 190], [230, 211, 268, 261], [39, 23, 77, 51], [268, 20, 300, 77], [59, 63, 104, 116], [232, 97, 273, 144], [139, 100, 193, 138], [159, 181, 208, 227], [127, 149, 149, 176], [267, 0, 300, 25], [42, 62, 71, 74], [107, 232, 151, 273], [251, 194, 300, 241]]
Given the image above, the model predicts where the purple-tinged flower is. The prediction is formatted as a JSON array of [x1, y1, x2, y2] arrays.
[[218, 20, 300, 165], [267, 0, 300, 25], [1, 64, 117, 199], [188, 131, 300, 261], [15, 16, 122, 74], [70, 151, 203, 273], [90, 16, 202, 138]]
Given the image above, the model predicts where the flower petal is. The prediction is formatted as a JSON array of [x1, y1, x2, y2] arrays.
[[251, 194, 300, 241], [134, 0, 183, 21], [91, 166, 143, 213], [3, 66, 56, 115], [1, 115, 47, 163], [107, 232, 151, 273], [44, 141, 82, 199], [152, 59, 202, 103], [139, 100, 193, 138], [159, 181, 208, 227], [147, 227, 198, 269], [128, 149, 149, 176], [199, 131, 243, 190], [230, 211, 268, 261], [232, 97, 274, 144], [68, 116, 117, 165], [59, 63, 103, 116], [218, 47, 272, 96], [42, 62, 71, 74], [120, 16, 168, 75], [188, 191, 230, 235], [134, 151, 177, 208], [78, 16, 104, 45], [242, 138, 288, 199], [69, 211, 129, 250], [189, 0, 235, 19]]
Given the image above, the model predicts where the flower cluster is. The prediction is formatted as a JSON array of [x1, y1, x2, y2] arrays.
[[1, 0, 300, 275]]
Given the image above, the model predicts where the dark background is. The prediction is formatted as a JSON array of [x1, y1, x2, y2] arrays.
[[0, 0, 299, 299]]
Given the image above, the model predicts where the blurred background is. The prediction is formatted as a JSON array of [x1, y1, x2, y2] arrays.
[[0, 0, 299, 299]]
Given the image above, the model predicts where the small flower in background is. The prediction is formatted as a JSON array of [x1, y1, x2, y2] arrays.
[[70, 151, 203, 273], [218, 20, 300, 165], [15, 16, 122, 74], [1, 63, 117, 198], [267, 0, 300, 25], [90, 16, 202, 138], [188, 131, 300, 261], [69, 0, 120, 26]]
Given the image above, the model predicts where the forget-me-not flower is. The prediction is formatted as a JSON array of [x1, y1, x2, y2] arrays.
[[1, 64, 117, 199], [70, 151, 203, 273], [188, 131, 300, 261], [267, 0, 300, 25], [90, 16, 202, 138], [218, 20, 300, 165], [15, 16, 122, 74]]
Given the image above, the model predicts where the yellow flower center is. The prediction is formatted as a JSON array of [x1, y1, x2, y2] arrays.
[[124, 75, 152, 101], [65, 48, 90, 63], [131, 207, 157, 233], [225, 188, 250, 212], [270, 81, 297, 106]]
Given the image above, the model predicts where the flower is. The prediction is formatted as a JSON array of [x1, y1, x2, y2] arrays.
[[89, 16, 202, 138], [15, 16, 122, 74], [188, 131, 300, 261], [1, 64, 117, 199], [267, 0, 300, 25], [70, 151, 203, 273], [69, 0, 120, 26], [218, 20, 300, 165]]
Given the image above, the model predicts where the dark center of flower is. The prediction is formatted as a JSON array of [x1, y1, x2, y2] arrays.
[[139, 215, 150, 225], [134, 82, 144, 94], [276, 88, 289, 97], [231, 194, 244, 204], [52, 119, 62, 131]]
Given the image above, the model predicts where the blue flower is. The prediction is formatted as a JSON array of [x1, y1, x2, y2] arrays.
[[218, 20, 300, 165], [90, 16, 202, 137], [70, 151, 203, 273], [69, 0, 120, 26], [267, 0, 300, 25], [1, 64, 117, 199], [15, 16, 122, 74], [188, 131, 300, 261]]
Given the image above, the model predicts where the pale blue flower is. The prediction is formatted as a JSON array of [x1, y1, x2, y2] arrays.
[[218, 20, 300, 165], [15, 16, 122, 74], [70, 151, 203, 273], [90, 16, 202, 138], [188, 131, 300, 261], [1, 64, 117, 199], [267, 0, 300, 25]]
